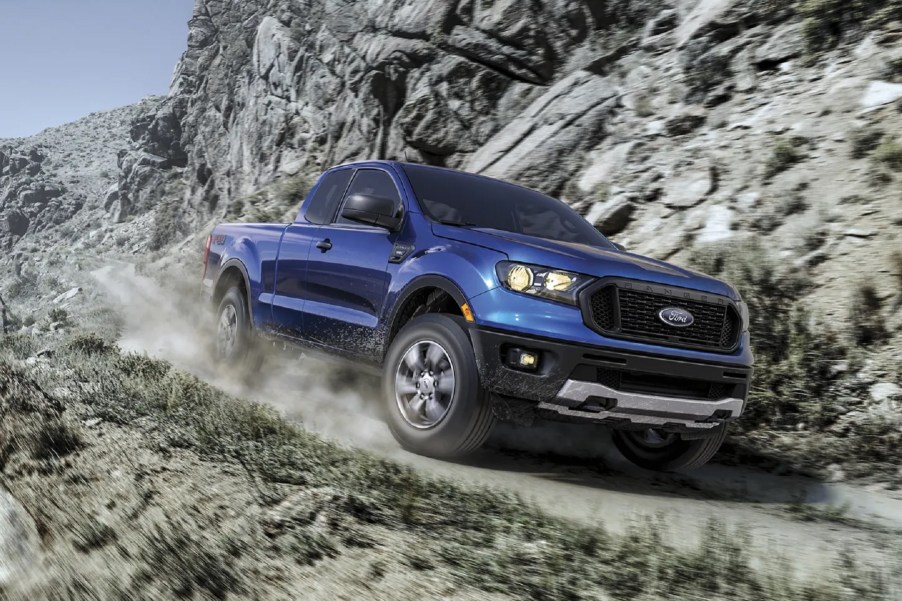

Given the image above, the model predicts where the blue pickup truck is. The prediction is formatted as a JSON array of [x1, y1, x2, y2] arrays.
[[201, 161, 753, 471]]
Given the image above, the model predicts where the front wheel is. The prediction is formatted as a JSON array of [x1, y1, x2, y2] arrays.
[[612, 425, 727, 471], [382, 314, 495, 459]]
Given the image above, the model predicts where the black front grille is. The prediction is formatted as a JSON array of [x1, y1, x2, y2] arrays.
[[596, 367, 734, 401], [583, 281, 741, 353]]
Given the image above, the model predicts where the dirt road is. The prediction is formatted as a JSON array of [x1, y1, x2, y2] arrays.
[[92, 263, 902, 578]]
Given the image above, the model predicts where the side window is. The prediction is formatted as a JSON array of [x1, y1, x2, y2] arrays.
[[304, 170, 353, 225], [336, 169, 402, 225]]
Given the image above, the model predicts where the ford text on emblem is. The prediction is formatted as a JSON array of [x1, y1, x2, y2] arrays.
[[658, 307, 695, 327]]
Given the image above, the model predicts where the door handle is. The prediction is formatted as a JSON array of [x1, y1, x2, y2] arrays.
[[316, 239, 333, 252]]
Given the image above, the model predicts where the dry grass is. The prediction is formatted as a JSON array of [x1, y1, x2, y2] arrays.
[[0, 333, 891, 600]]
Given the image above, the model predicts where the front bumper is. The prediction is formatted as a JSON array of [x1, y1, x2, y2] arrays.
[[470, 327, 753, 433]]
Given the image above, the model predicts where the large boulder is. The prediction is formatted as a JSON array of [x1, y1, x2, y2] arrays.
[[467, 70, 618, 194]]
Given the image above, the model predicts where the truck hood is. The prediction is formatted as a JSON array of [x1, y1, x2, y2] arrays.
[[432, 224, 739, 300]]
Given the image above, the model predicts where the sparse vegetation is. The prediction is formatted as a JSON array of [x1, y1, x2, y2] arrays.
[[32, 417, 82, 461], [1, 336, 894, 600], [849, 282, 887, 345], [801, 0, 902, 53], [849, 128, 884, 159], [867, 165, 894, 187], [873, 138, 902, 171], [688, 240, 900, 480], [150, 194, 188, 251], [48, 307, 69, 326], [764, 139, 806, 180]]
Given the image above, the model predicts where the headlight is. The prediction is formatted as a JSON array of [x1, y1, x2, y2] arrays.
[[736, 299, 750, 332], [496, 262, 591, 305]]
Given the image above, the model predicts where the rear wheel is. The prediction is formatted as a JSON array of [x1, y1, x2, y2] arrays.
[[214, 287, 264, 374], [382, 314, 495, 458], [612, 425, 727, 471]]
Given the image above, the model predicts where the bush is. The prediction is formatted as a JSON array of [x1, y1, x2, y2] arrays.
[[48, 308, 69, 325], [66, 333, 117, 356], [873, 139, 902, 171], [276, 174, 313, 207], [849, 282, 886, 345], [33, 418, 83, 461], [764, 139, 806, 180], [849, 128, 884, 159], [801, 0, 902, 52], [150, 195, 187, 251]]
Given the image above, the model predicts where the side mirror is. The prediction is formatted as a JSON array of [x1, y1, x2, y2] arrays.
[[612, 242, 626, 251], [341, 193, 403, 230]]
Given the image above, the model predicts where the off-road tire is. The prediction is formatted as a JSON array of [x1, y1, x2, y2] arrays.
[[612, 425, 728, 471], [382, 314, 495, 458], [214, 287, 264, 374]]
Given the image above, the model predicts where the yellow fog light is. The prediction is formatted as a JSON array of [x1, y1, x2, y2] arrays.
[[507, 265, 534, 292], [544, 271, 574, 291], [519, 352, 537, 367]]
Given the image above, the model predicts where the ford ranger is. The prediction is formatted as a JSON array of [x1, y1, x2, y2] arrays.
[[201, 161, 753, 471]]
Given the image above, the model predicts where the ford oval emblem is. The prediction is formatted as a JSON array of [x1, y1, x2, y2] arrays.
[[658, 307, 695, 328]]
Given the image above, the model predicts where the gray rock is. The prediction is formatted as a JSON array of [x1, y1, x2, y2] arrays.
[[663, 162, 718, 208], [467, 70, 618, 194], [731, 47, 758, 92], [860, 80, 902, 111], [590, 198, 636, 236], [103, 184, 119, 211], [53, 287, 81, 304], [754, 23, 803, 67], [870, 382, 901, 403]]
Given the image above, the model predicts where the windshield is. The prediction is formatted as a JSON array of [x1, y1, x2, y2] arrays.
[[402, 164, 612, 247]]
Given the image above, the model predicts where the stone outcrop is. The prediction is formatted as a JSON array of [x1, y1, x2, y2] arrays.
[[118, 0, 664, 217]]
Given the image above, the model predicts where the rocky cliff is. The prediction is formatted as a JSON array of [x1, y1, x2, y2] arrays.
[[0, 99, 163, 260], [119, 0, 902, 308]]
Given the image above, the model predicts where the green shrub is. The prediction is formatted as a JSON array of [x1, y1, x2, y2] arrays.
[[873, 138, 902, 171], [66, 333, 117, 356], [33, 417, 82, 461], [801, 0, 902, 53], [764, 139, 806, 180], [150, 195, 187, 251], [48, 308, 69, 325], [849, 282, 886, 345], [849, 128, 884, 159]]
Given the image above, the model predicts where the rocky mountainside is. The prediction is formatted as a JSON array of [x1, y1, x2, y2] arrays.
[[117, 0, 902, 307], [0, 98, 164, 265]]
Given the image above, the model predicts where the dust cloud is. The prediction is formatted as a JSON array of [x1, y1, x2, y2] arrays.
[[90, 262, 618, 462], [91, 263, 397, 452]]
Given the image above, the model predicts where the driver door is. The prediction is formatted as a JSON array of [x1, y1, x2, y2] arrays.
[[302, 168, 404, 356]]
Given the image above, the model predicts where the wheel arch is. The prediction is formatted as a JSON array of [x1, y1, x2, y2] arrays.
[[213, 259, 253, 317], [381, 275, 471, 360]]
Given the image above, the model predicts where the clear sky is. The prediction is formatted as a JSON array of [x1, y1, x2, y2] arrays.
[[0, 1, 194, 139]]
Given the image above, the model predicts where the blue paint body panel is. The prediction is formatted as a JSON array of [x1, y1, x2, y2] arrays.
[[201, 160, 754, 385]]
